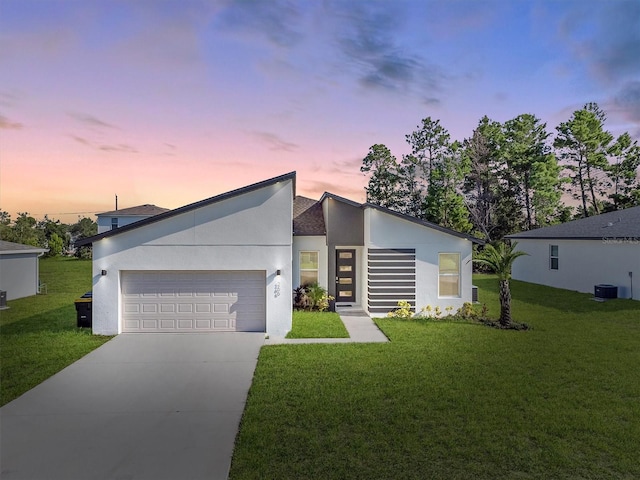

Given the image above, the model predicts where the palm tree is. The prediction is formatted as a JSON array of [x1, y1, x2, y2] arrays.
[[474, 241, 528, 327]]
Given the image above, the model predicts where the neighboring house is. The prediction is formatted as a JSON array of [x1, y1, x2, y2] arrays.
[[507, 206, 640, 301], [96, 204, 170, 233], [0, 240, 48, 300], [77, 172, 482, 337]]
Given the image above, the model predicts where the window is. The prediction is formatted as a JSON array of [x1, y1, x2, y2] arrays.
[[549, 245, 559, 270], [111, 217, 118, 230], [439, 253, 460, 297], [300, 251, 319, 286]]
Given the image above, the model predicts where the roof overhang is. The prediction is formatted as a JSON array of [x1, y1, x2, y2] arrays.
[[320, 192, 484, 244], [76, 172, 296, 246], [0, 248, 48, 255]]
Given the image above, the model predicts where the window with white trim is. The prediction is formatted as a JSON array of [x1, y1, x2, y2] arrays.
[[439, 253, 461, 297], [549, 245, 559, 270], [300, 251, 319, 286]]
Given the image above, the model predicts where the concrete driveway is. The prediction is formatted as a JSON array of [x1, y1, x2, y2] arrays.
[[0, 333, 264, 480]]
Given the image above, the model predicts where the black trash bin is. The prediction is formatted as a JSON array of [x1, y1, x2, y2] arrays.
[[74, 292, 92, 328]]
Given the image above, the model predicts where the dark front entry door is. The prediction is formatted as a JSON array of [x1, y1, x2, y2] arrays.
[[336, 249, 356, 303]]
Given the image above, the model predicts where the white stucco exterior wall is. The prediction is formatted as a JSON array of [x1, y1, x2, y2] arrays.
[[364, 209, 474, 316], [91, 180, 294, 336], [512, 239, 639, 300], [292, 236, 328, 290]]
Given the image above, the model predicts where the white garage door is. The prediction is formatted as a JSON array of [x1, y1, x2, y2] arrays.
[[121, 271, 266, 333]]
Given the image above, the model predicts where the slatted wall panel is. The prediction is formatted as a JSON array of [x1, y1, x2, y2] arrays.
[[367, 248, 416, 314]]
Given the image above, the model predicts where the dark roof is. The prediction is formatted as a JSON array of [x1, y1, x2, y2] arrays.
[[319, 191, 363, 208], [320, 192, 484, 244], [97, 204, 170, 216], [0, 240, 48, 254], [293, 196, 325, 235], [507, 206, 640, 240], [76, 172, 296, 246]]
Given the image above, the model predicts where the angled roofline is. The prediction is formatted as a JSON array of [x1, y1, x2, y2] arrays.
[[96, 205, 170, 217], [505, 205, 640, 241], [76, 172, 296, 246], [506, 234, 607, 240], [363, 202, 485, 244], [0, 240, 49, 255], [320, 192, 484, 244], [319, 191, 363, 208]]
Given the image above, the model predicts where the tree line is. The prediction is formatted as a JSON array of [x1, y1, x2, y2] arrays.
[[0, 212, 96, 258], [361, 102, 640, 241]]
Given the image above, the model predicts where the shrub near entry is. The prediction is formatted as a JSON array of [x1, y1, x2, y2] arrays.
[[294, 283, 334, 312]]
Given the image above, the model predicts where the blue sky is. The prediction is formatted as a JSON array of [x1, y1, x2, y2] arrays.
[[1, 0, 639, 222]]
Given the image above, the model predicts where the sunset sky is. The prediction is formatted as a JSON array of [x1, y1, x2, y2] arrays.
[[1, 0, 639, 224]]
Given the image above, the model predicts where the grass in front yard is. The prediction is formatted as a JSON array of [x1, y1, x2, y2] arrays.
[[230, 276, 640, 479], [0, 257, 112, 406], [286, 310, 349, 338]]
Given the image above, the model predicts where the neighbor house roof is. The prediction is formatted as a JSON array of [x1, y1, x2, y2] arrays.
[[76, 172, 297, 246], [293, 196, 326, 235], [507, 206, 640, 240], [320, 192, 484, 244], [97, 204, 170, 216], [0, 240, 48, 255]]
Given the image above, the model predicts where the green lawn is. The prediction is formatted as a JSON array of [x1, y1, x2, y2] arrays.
[[286, 311, 350, 338], [230, 275, 640, 480], [0, 257, 112, 406]]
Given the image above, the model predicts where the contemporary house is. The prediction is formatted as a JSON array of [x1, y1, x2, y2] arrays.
[[77, 172, 482, 337], [507, 206, 640, 300], [96, 204, 170, 234], [293, 192, 482, 315], [0, 240, 48, 301]]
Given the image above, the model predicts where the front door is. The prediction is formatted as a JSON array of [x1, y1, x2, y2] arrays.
[[336, 249, 356, 303]]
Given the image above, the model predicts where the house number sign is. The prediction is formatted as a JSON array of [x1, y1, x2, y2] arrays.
[[274, 282, 281, 298]]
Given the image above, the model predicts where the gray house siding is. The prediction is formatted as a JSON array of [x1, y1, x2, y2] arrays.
[[323, 197, 364, 299]]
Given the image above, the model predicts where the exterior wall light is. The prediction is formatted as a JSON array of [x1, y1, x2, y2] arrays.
[[276, 269, 281, 276], [101, 270, 107, 276]]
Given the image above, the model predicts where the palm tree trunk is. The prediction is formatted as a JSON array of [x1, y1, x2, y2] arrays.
[[499, 279, 512, 327]]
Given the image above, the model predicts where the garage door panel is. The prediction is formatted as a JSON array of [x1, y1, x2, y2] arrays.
[[142, 304, 157, 313], [121, 271, 265, 333], [213, 303, 228, 313], [177, 319, 193, 329], [124, 319, 140, 330], [142, 319, 159, 330], [160, 319, 176, 329]]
